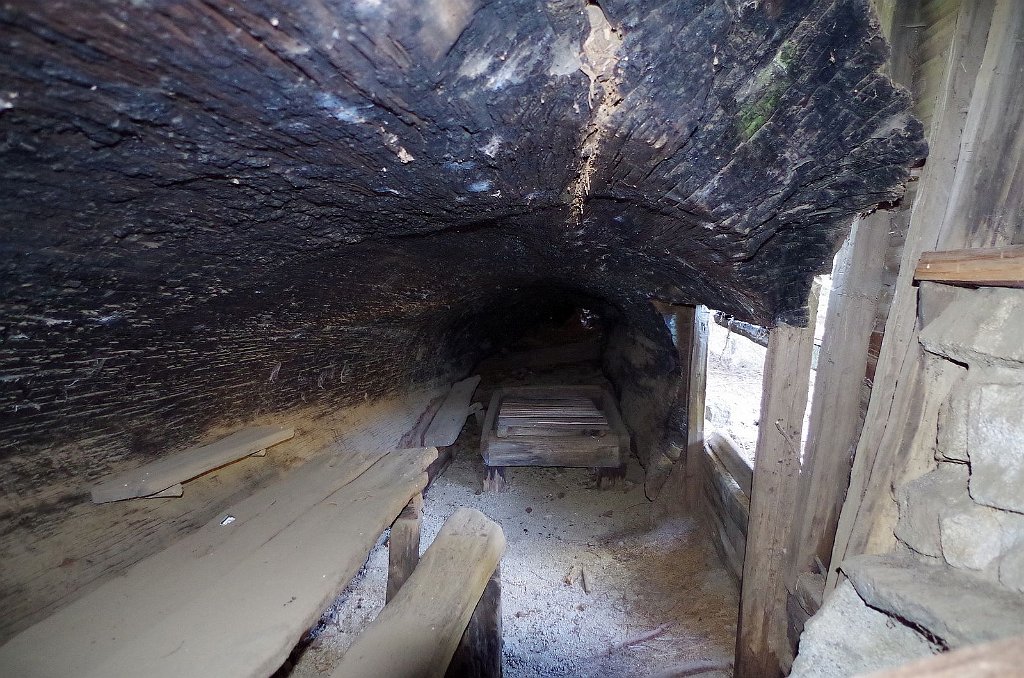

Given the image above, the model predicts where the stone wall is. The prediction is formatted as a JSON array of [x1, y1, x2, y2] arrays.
[[792, 284, 1024, 676]]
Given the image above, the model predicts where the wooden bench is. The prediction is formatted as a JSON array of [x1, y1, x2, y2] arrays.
[[336, 507, 505, 678], [0, 446, 438, 678]]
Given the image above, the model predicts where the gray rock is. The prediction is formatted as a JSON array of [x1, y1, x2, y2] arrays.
[[895, 464, 968, 558], [968, 382, 1024, 514], [790, 581, 937, 678], [1000, 543, 1024, 594], [936, 377, 970, 463], [843, 554, 1024, 647], [919, 287, 1024, 368], [939, 504, 1003, 571]]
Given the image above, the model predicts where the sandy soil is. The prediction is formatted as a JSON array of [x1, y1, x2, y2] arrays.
[[280, 364, 738, 678]]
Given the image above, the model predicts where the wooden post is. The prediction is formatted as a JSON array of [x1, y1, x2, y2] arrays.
[[446, 565, 503, 678], [683, 305, 710, 508], [386, 493, 423, 602], [735, 284, 819, 678], [787, 214, 894, 601]]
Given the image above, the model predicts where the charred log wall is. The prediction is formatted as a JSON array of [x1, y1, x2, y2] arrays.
[[0, 0, 924, 508]]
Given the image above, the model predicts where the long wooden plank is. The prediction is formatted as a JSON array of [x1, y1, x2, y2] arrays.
[[789, 213, 892, 599], [90, 424, 295, 502], [0, 447, 437, 678], [423, 375, 482, 447], [331, 507, 505, 678], [684, 306, 710, 508], [483, 436, 622, 467], [706, 431, 752, 497], [914, 246, 1024, 287], [497, 424, 611, 438], [861, 634, 1024, 677], [735, 284, 820, 678]]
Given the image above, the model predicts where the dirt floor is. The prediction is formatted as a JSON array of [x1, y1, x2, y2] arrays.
[[281, 362, 739, 678]]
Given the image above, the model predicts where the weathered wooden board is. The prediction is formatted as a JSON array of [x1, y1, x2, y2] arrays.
[[387, 493, 423, 603], [447, 566, 503, 678], [915, 246, 1024, 287], [330, 507, 505, 678], [736, 284, 820, 678], [496, 397, 610, 438], [423, 376, 482, 448], [90, 425, 295, 503], [684, 306, 710, 508], [789, 212, 894, 599], [706, 431, 752, 497], [703, 444, 750, 536], [496, 424, 611, 438], [0, 447, 437, 678], [483, 436, 623, 468]]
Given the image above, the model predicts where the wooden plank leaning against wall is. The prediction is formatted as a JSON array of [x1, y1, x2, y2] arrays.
[[828, 0, 1024, 593]]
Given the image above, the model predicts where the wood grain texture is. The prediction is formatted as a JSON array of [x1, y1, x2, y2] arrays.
[[387, 494, 423, 603], [706, 431, 751, 497], [447, 566, 503, 678], [0, 446, 437, 678], [90, 424, 294, 502], [481, 386, 628, 468], [0, 0, 924, 512], [330, 507, 505, 678], [735, 284, 820, 678], [789, 212, 895, 591], [423, 376, 482, 448], [915, 246, 1024, 286], [0, 387, 444, 644], [861, 634, 1024, 677], [684, 306, 710, 508]]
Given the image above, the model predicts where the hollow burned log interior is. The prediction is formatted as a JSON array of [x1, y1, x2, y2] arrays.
[[5, 0, 1021, 676]]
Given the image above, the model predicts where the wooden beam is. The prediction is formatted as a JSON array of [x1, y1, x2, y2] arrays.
[[683, 305, 710, 508], [706, 431, 752, 497], [863, 634, 1024, 677], [331, 508, 505, 678], [788, 213, 894, 600], [90, 424, 294, 503], [446, 566, 503, 678], [735, 284, 820, 678], [915, 246, 1024, 287], [387, 494, 423, 602]]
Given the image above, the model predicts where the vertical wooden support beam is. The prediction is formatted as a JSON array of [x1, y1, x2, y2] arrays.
[[788, 217, 893, 590], [446, 565, 503, 678], [735, 285, 819, 678], [683, 305, 710, 508], [386, 493, 423, 602]]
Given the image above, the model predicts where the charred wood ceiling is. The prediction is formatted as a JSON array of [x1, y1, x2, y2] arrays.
[[0, 0, 924, 499]]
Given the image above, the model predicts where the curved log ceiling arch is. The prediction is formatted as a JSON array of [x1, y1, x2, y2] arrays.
[[0, 0, 924, 493]]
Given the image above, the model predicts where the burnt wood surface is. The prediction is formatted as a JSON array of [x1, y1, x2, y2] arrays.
[[0, 0, 924, 505]]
